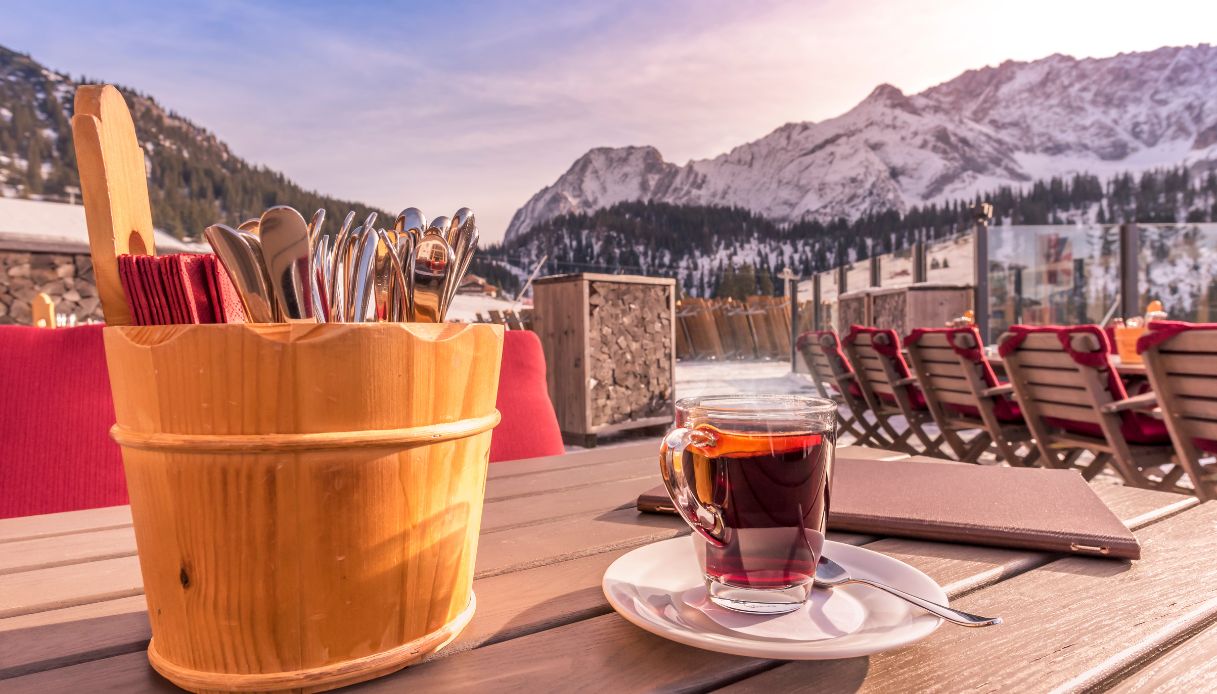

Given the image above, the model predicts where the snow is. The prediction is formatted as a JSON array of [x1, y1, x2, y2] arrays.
[[446, 293, 525, 322], [0, 197, 208, 253], [674, 359, 814, 401], [506, 45, 1217, 242]]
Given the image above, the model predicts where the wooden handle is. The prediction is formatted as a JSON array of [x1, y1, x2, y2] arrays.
[[72, 84, 156, 326], [32, 292, 56, 328]]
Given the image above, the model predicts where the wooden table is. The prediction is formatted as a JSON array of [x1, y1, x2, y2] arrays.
[[3, 442, 1215, 692], [990, 354, 1147, 378]]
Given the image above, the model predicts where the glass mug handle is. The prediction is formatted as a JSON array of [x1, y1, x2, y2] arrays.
[[660, 427, 727, 548]]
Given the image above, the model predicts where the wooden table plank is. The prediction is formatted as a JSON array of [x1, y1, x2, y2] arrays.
[[1107, 618, 1217, 693], [0, 531, 880, 686], [3, 444, 1193, 692], [0, 596, 147, 679], [270, 484, 1194, 693], [721, 502, 1217, 693], [486, 441, 658, 479], [0, 455, 662, 582], [0, 556, 143, 619], [0, 506, 132, 544], [483, 453, 655, 501], [0, 527, 138, 576]]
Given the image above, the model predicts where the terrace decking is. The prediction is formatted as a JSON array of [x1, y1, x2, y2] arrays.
[[3, 441, 1216, 692]]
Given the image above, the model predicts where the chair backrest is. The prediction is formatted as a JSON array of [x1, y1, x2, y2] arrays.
[[843, 325, 915, 410], [905, 327, 984, 421], [997, 325, 1128, 434], [1138, 321, 1217, 464], [489, 330, 565, 463], [0, 325, 126, 519], [796, 330, 850, 401]]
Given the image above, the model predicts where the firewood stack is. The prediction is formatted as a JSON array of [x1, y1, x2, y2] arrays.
[[532, 273, 677, 447], [587, 281, 673, 426]]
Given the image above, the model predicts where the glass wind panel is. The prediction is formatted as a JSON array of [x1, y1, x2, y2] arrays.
[[1137, 223, 1217, 322], [925, 234, 974, 284], [987, 225, 1120, 341], [845, 263, 870, 293], [879, 248, 915, 288], [817, 270, 838, 332]]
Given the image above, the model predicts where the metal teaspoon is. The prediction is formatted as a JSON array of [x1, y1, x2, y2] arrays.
[[329, 211, 357, 321], [258, 206, 314, 321], [410, 218, 454, 323], [204, 224, 277, 323], [815, 555, 1002, 627]]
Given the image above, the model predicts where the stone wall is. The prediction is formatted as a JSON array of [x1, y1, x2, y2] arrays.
[[0, 249, 102, 325]]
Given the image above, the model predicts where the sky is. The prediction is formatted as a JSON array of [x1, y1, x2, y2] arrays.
[[2, 0, 1216, 242]]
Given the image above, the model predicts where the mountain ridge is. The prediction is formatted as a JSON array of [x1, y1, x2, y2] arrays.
[[0, 44, 389, 239], [505, 44, 1217, 241]]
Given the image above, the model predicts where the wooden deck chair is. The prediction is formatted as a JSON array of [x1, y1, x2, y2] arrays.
[[795, 330, 891, 448], [905, 327, 1040, 466], [503, 310, 525, 331], [843, 325, 948, 457], [1137, 321, 1217, 500], [998, 325, 1184, 491]]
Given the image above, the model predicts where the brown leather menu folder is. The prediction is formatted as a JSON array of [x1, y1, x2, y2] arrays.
[[638, 457, 1141, 559]]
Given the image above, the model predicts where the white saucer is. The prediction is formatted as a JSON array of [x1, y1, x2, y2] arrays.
[[602, 536, 945, 659]]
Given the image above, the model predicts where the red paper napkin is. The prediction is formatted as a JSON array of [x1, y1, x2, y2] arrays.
[[117, 253, 245, 325]]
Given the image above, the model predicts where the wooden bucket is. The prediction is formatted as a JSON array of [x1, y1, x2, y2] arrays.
[[1115, 325, 1146, 365], [104, 321, 503, 693]]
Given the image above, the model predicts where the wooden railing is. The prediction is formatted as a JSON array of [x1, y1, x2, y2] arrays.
[[676, 296, 791, 360]]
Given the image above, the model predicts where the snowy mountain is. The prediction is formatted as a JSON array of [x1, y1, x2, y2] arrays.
[[0, 45, 387, 238], [505, 45, 1217, 241]]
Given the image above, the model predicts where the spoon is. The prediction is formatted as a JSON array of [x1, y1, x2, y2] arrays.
[[442, 212, 479, 318], [237, 218, 261, 235], [204, 224, 277, 323], [258, 206, 314, 321], [395, 207, 427, 238], [311, 234, 332, 323], [373, 228, 399, 320], [447, 207, 473, 247], [307, 208, 326, 247], [393, 228, 417, 321], [815, 555, 1002, 627], [329, 211, 357, 321], [409, 228, 453, 323], [374, 227, 410, 321], [348, 227, 381, 323]]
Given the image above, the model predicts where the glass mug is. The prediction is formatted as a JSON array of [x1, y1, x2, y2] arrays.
[[661, 395, 836, 614]]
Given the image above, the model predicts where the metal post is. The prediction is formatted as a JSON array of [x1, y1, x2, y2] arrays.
[[1073, 258, 1088, 324], [813, 273, 823, 331], [870, 254, 881, 287], [913, 240, 926, 284], [1013, 267, 1024, 325], [787, 276, 799, 372], [973, 203, 993, 342], [837, 263, 848, 294], [1119, 223, 1140, 319]]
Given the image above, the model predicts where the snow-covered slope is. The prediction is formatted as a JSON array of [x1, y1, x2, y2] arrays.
[[505, 45, 1217, 241]]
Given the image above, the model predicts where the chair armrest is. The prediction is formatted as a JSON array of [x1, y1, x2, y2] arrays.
[[894, 376, 917, 387], [1099, 391, 1159, 414], [981, 384, 1014, 398]]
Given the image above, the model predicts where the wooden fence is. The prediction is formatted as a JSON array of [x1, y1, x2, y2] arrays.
[[675, 296, 793, 360]]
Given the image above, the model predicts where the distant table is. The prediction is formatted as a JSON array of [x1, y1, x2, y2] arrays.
[[990, 354, 1147, 378], [3, 442, 1214, 692]]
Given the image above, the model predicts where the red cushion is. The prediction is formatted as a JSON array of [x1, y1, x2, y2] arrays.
[[845, 325, 928, 410], [489, 330, 564, 463], [0, 325, 127, 519], [999, 324, 1169, 445]]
